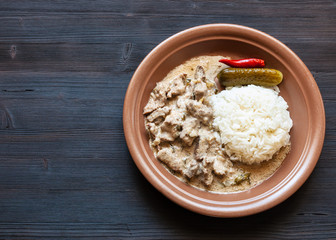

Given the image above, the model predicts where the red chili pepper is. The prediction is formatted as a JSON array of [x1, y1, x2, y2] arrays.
[[219, 58, 265, 68]]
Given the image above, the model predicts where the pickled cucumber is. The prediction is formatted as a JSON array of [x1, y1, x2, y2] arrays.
[[217, 68, 283, 87]]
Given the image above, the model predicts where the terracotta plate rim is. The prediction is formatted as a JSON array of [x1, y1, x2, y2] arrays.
[[123, 24, 325, 217]]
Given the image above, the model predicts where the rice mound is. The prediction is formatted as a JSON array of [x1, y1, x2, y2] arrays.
[[210, 85, 293, 164]]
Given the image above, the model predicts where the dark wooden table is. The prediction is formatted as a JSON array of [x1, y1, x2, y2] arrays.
[[0, 1, 335, 239]]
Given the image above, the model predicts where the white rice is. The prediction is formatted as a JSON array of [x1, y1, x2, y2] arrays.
[[210, 85, 293, 164]]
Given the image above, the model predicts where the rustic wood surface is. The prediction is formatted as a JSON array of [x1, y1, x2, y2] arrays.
[[0, 0, 335, 239]]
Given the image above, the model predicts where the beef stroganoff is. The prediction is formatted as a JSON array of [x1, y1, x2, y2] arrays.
[[143, 56, 292, 192]]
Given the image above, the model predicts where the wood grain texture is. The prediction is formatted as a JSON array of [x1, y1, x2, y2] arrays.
[[0, 0, 335, 239]]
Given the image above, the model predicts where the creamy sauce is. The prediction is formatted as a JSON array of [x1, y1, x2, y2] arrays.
[[188, 145, 290, 193]]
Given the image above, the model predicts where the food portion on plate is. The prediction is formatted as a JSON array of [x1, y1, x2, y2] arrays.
[[143, 56, 293, 193]]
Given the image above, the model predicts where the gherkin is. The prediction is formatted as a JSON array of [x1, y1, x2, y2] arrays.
[[217, 68, 283, 87]]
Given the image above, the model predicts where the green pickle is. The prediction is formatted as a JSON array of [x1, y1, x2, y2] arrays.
[[217, 68, 283, 87], [234, 172, 251, 185]]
